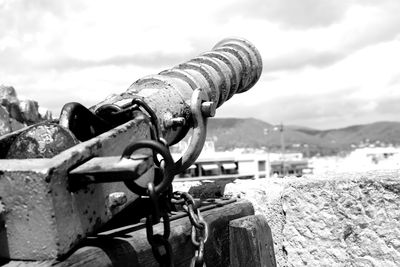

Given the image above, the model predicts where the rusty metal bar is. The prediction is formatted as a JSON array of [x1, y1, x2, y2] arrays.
[[68, 154, 152, 190]]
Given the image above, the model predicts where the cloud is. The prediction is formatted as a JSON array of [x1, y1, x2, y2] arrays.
[[221, 0, 349, 29], [2, 0, 400, 130], [387, 73, 400, 87], [0, 0, 82, 36], [375, 92, 400, 116], [254, 0, 400, 73], [218, 87, 382, 129], [264, 50, 345, 72], [34, 52, 191, 71]]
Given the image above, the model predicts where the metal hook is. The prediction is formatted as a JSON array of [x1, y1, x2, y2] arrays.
[[173, 88, 215, 175]]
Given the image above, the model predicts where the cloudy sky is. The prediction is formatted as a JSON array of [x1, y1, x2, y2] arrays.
[[1, 0, 400, 129]]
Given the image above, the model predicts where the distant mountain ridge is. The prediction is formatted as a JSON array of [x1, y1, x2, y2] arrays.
[[208, 118, 400, 155]]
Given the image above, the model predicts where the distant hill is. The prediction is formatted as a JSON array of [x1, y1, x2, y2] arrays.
[[208, 118, 400, 156]]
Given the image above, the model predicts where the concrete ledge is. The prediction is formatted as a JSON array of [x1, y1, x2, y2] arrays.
[[224, 170, 400, 267]]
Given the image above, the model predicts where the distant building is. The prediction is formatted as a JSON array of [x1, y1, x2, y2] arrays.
[[172, 140, 312, 179]]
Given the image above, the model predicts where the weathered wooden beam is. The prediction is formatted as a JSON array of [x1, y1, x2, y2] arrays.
[[229, 215, 276, 267], [2, 200, 254, 267]]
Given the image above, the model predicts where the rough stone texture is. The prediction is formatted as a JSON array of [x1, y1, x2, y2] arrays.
[[19, 99, 40, 123], [0, 85, 53, 135], [9, 118, 25, 132], [224, 171, 400, 267], [225, 179, 287, 266], [0, 85, 18, 103], [3, 100, 24, 122], [172, 181, 202, 192], [188, 180, 234, 199], [0, 105, 11, 135]]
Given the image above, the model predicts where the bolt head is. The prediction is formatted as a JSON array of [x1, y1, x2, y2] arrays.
[[201, 102, 216, 117], [164, 117, 186, 128]]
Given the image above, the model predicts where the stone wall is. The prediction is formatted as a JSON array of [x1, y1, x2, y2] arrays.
[[0, 85, 53, 135], [224, 171, 400, 267]]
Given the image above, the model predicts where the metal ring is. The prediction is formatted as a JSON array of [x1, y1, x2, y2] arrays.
[[148, 183, 160, 223], [131, 98, 167, 167], [149, 234, 173, 265], [173, 88, 208, 174], [131, 98, 161, 141], [191, 220, 209, 247], [188, 205, 203, 229], [122, 140, 174, 195]]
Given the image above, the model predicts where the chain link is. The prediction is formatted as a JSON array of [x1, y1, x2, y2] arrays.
[[173, 191, 209, 267], [190, 239, 206, 267], [119, 99, 176, 266], [146, 182, 173, 267], [119, 98, 210, 267]]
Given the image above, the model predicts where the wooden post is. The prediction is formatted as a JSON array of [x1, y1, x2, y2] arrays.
[[3, 200, 254, 267], [229, 215, 276, 267]]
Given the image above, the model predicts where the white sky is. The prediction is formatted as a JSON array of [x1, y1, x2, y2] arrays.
[[1, 0, 400, 129]]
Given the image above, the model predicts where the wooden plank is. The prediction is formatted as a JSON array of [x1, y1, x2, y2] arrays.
[[229, 215, 276, 267], [2, 200, 254, 267]]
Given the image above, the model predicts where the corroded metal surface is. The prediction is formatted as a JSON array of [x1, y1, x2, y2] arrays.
[[92, 37, 262, 146], [6, 122, 79, 159], [0, 114, 152, 260]]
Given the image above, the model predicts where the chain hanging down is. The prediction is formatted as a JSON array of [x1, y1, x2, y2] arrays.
[[173, 191, 209, 267], [118, 99, 176, 267]]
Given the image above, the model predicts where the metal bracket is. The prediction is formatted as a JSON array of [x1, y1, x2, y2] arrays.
[[68, 154, 152, 191], [59, 102, 112, 142], [173, 88, 215, 175]]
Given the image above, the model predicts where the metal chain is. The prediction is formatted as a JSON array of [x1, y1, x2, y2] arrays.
[[119, 99, 176, 267], [146, 182, 174, 267], [118, 98, 210, 266], [173, 191, 209, 267]]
